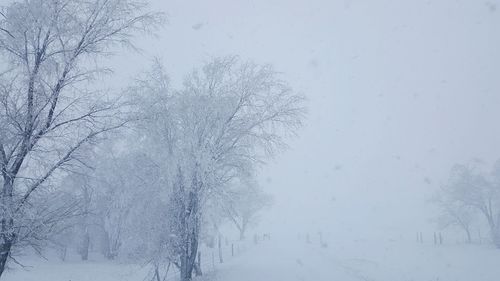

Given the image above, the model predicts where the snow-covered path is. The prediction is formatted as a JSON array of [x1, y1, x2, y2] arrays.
[[212, 238, 365, 281]]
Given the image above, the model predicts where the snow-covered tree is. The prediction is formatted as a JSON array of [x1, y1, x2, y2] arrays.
[[433, 189, 476, 243], [93, 143, 166, 261], [133, 56, 305, 281], [60, 172, 95, 261], [0, 0, 160, 276], [221, 175, 273, 240], [441, 162, 500, 247]]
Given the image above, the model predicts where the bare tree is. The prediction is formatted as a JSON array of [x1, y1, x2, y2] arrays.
[[0, 0, 160, 276]]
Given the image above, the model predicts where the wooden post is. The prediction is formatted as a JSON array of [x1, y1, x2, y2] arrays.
[[231, 243, 234, 257]]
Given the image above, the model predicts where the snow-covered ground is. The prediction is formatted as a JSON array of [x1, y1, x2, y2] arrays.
[[3, 255, 148, 281], [213, 236, 500, 281], [5, 234, 500, 281]]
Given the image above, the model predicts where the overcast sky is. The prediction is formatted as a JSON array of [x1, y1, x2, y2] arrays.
[[108, 0, 500, 240]]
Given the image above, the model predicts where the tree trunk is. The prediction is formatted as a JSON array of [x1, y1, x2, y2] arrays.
[[239, 217, 248, 241], [154, 265, 161, 281], [189, 228, 201, 277], [239, 227, 245, 240], [110, 238, 120, 260], [176, 168, 204, 281], [0, 179, 15, 278], [102, 230, 119, 260], [491, 228, 500, 248], [80, 230, 90, 261], [180, 199, 201, 280], [195, 251, 202, 276], [102, 230, 111, 258], [59, 245, 67, 261], [486, 217, 500, 248], [0, 236, 13, 278], [218, 234, 223, 263], [180, 250, 193, 281]]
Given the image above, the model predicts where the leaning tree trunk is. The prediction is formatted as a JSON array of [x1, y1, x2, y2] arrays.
[[239, 216, 250, 241], [465, 228, 472, 244], [239, 222, 247, 241]]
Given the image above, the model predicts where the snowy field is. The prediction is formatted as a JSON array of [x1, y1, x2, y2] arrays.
[[6, 235, 500, 281]]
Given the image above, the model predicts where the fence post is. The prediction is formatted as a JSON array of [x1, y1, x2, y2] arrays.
[[231, 243, 234, 257]]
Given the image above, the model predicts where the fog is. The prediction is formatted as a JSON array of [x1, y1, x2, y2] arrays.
[[115, 0, 500, 236], [2, 0, 500, 280]]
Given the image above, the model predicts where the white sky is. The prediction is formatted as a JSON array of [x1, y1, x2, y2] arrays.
[[108, 0, 500, 240]]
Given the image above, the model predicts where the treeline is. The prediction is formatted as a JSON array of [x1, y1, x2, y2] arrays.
[[0, 1, 305, 281]]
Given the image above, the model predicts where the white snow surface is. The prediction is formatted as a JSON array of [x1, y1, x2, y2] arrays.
[[6, 235, 500, 281]]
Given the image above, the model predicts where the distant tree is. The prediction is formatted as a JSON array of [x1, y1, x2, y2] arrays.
[[61, 173, 94, 261], [0, 0, 160, 276], [433, 189, 476, 243], [94, 145, 165, 261], [487, 160, 500, 246], [222, 175, 273, 240], [441, 162, 500, 247]]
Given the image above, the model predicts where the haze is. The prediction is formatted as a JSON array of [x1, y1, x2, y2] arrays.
[[2, 0, 500, 281]]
